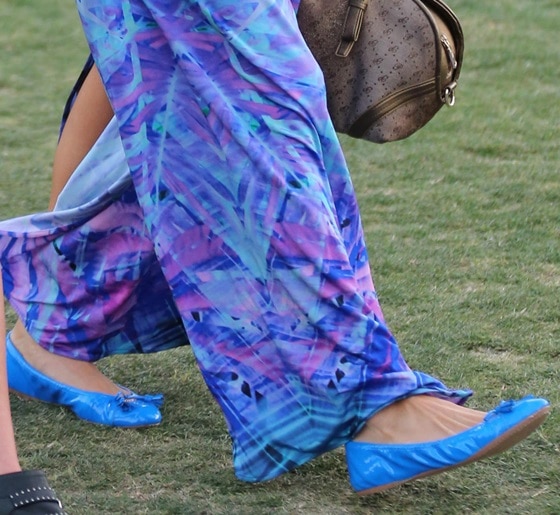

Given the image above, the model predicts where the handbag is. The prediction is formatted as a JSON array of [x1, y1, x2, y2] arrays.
[[297, 0, 464, 143]]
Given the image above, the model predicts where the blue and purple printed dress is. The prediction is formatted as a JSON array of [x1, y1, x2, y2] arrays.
[[0, 0, 470, 482]]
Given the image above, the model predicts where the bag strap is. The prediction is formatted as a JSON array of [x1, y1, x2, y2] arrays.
[[335, 0, 370, 57]]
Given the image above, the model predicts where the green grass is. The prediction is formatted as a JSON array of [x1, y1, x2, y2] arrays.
[[1, 0, 559, 513]]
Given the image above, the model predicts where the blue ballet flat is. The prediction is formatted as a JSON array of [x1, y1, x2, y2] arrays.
[[6, 332, 164, 428], [345, 396, 550, 495]]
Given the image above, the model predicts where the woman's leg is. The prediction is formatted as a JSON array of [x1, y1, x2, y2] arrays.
[[0, 274, 21, 475], [77, 0, 549, 485], [77, 0, 487, 478], [1, 275, 67, 513], [48, 63, 114, 210], [9, 65, 122, 394]]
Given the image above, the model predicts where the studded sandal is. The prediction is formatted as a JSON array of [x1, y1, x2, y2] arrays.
[[0, 470, 65, 515]]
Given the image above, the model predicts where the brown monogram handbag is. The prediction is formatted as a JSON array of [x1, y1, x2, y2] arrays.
[[297, 0, 464, 143]]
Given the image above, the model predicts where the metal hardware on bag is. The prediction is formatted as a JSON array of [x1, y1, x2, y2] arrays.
[[440, 33, 458, 107], [440, 34, 457, 70], [444, 84, 456, 106]]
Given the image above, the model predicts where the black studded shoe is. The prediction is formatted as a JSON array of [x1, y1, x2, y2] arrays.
[[0, 470, 65, 515]]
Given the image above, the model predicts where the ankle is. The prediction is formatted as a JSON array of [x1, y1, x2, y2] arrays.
[[353, 399, 407, 444], [8, 324, 122, 395], [0, 465, 22, 476], [9, 323, 38, 360], [353, 395, 487, 445], [0, 451, 21, 476]]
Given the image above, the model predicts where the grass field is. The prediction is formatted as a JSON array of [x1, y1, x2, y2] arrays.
[[1, 1, 559, 513]]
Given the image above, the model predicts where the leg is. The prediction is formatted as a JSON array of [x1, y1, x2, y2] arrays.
[[10, 64, 119, 394], [0, 275, 66, 514], [5, 63, 166, 428], [2, 58, 185, 423], [48, 62, 114, 210], [78, 0, 549, 487], [78, 0, 492, 477], [0, 274, 20, 475]]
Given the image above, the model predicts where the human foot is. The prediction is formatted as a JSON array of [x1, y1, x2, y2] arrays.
[[10, 321, 120, 395], [346, 395, 550, 495], [7, 325, 163, 428], [353, 395, 486, 444]]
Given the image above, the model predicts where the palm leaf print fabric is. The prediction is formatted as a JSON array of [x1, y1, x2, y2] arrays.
[[0, 0, 471, 481]]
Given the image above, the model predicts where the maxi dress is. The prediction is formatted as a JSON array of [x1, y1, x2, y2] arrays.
[[0, 0, 471, 482]]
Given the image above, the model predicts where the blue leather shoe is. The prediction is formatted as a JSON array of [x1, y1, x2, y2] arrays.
[[345, 396, 550, 495], [6, 333, 164, 428]]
